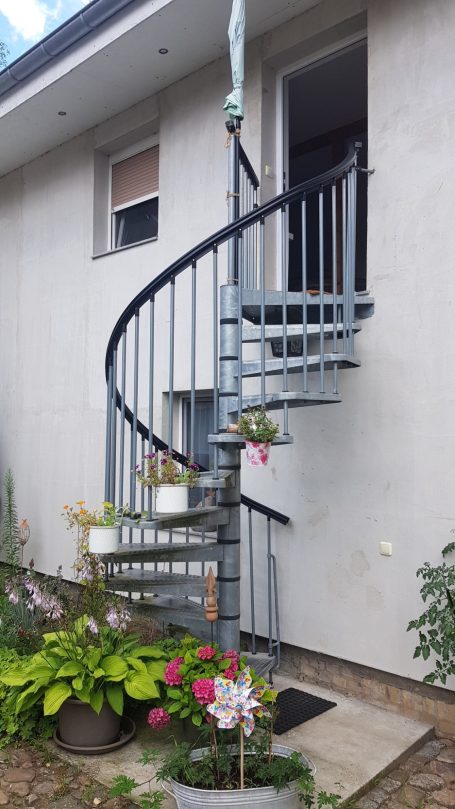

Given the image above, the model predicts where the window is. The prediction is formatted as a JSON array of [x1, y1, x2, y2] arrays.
[[182, 396, 215, 509], [111, 145, 159, 249]]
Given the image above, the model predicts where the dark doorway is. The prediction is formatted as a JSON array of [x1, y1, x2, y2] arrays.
[[285, 41, 367, 292]]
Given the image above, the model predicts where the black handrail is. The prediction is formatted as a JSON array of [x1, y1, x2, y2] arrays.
[[105, 144, 359, 527], [239, 142, 259, 190]]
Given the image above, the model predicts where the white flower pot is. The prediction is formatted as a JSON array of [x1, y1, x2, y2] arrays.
[[168, 745, 315, 809], [88, 526, 120, 554], [245, 441, 271, 467], [155, 484, 189, 514]]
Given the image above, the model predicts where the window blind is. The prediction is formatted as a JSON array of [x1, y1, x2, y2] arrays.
[[111, 145, 159, 209]]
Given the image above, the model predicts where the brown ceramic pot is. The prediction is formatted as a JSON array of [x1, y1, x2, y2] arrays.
[[58, 698, 121, 747]]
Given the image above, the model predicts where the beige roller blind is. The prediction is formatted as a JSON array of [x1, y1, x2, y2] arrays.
[[111, 145, 159, 209]]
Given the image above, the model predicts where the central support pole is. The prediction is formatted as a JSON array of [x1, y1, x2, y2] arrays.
[[217, 283, 241, 651]]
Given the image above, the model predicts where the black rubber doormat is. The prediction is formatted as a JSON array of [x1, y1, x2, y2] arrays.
[[273, 688, 337, 735]]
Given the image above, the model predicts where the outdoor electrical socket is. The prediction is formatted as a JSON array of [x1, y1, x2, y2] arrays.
[[380, 541, 392, 556], [265, 164, 275, 178]]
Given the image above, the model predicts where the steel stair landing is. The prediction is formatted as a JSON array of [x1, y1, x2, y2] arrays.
[[241, 289, 374, 325]]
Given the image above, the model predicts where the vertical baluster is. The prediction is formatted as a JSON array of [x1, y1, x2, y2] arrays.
[[237, 231, 243, 421], [109, 344, 118, 506], [188, 260, 197, 578], [267, 516, 273, 659], [200, 525, 206, 605], [129, 309, 140, 578], [168, 277, 176, 572], [331, 181, 338, 394], [252, 186, 258, 289], [271, 552, 281, 669], [140, 436, 145, 596], [248, 507, 256, 655], [342, 175, 348, 354], [349, 166, 358, 356], [301, 197, 308, 393], [259, 217, 266, 407], [318, 189, 325, 393], [104, 362, 113, 502], [212, 247, 219, 479], [281, 205, 289, 433], [148, 295, 155, 519], [119, 326, 127, 519]]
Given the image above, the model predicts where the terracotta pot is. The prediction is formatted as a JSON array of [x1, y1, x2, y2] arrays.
[[245, 441, 271, 467], [58, 698, 121, 747]]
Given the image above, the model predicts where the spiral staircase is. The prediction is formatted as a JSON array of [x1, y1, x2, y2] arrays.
[[102, 128, 373, 677]]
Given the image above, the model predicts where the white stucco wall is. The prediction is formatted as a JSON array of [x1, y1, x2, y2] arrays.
[[1, 0, 454, 688]]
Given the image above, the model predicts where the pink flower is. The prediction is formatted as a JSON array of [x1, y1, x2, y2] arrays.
[[222, 649, 240, 680], [224, 663, 239, 680], [192, 678, 215, 705], [197, 646, 216, 661], [147, 707, 171, 730], [165, 656, 184, 686]]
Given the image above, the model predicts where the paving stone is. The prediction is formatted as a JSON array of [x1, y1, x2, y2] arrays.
[[399, 785, 426, 807], [356, 798, 381, 809], [399, 757, 424, 775], [367, 788, 389, 806], [388, 771, 409, 785], [380, 777, 403, 795], [415, 740, 447, 760], [438, 748, 455, 764], [409, 773, 445, 791], [432, 790, 455, 808], [34, 781, 55, 797], [4, 767, 36, 783], [10, 781, 31, 797], [49, 798, 82, 809], [0, 789, 8, 806]]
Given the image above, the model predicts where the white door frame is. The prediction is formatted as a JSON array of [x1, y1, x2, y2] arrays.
[[274, 31, 367, 288]]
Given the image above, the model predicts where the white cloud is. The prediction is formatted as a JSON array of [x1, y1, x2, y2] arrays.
[[0, 0, 62, 42]]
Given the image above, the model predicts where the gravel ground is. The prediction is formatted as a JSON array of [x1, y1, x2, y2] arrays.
[[0, 733, 453, 808]]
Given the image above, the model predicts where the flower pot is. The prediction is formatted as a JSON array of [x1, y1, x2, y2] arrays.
[[155, 484, 189, 514], [168, 744, 315, 809], [58, 698, 121, 748], [245, 441, 271, 467], [88, 525, 120, 554]]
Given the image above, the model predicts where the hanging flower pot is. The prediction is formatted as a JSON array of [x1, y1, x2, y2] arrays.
[[88, 525, 120, 554], [155, 484, 189, 514], [245, 440, 271, 467]]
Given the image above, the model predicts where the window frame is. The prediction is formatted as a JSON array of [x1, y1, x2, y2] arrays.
[[108, 135, 159, 251]]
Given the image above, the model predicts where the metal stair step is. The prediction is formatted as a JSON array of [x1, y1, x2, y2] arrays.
[[197, 470, 235, 488], [241, 289, 374, 325], [129, 595, 214, 642], [227, 391, 341, 414], [242, 322, 360, 343], [100, 541, 224, 564], [243, 652, 277, 679], [121, 506, 229, 533], [208, 433, 293, 447], [238, 353, 360, 378], [106, 570, 212, 597]]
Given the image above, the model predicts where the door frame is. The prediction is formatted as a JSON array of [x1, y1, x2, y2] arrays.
[[274, 31, 367, 289]]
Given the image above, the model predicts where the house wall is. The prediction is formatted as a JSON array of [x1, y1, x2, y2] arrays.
[[1, 0, 454, 690]]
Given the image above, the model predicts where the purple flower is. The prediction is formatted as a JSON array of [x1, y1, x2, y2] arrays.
[[86, 617, 98, 635], [106, 606, 119, 629], [8, 590, 19, 605]]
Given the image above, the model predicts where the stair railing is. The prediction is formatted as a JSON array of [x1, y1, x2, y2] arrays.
[[104, 142, 360, 651]]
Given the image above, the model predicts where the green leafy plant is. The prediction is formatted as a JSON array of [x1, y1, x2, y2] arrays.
[[0, 647, 56, 748], [407, 540, 455, 684], [136, 451, 199, 489], [1, 616, 167, 717], [1, 468, 21, 569], [238, 408, 279, 442]]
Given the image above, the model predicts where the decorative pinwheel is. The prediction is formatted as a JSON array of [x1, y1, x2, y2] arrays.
[[207, 666, 271, 737]]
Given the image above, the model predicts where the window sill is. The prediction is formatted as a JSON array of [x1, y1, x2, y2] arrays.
[[92, 236, 158, 259]]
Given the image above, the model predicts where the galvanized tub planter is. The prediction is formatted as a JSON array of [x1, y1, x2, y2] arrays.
[[88, 525, 120, 554], [155, 483, 189, 514], [167, 744, 315, 809]]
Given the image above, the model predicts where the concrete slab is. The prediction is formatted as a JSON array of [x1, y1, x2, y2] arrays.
[[53, 676, 433, 807]]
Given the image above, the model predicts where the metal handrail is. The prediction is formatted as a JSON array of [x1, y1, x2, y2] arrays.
[[239, 142, 259, 190], [106, 143, 358, 357]]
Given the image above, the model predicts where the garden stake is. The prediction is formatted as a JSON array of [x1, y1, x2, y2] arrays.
[[239, 725, 245, 789]]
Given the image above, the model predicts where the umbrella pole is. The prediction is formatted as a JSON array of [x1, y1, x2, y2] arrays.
[[239, 726, 245, 789]]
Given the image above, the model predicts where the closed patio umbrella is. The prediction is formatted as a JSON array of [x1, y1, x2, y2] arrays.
[[223, 0, 245, 120]]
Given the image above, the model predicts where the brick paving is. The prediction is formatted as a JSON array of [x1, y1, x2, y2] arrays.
[[0, 733, 453, 807]]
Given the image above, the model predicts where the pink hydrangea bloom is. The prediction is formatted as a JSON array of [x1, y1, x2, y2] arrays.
[[147, 707, 171, 730], [197, 646, 216, 661], [165, 656, 184, 686], [192, 678, 216, 705]]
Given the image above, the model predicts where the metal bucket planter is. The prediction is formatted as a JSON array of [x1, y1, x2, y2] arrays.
[[88, 525, 120, 554], [168, 744, 315, 809], [155, 484, 189, 513], [245, 441, 271, 467], [58, 698, 121, 748]]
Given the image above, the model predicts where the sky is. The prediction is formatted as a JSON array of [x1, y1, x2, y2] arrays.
[[0, 0, 91, 66]]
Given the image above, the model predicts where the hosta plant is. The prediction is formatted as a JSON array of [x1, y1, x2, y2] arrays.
[[407, 541, 455, 684], [1, 615, 167, 717]]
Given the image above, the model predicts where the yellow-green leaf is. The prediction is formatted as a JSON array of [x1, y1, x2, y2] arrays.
[[124, 673, 159, 700], [43, 682, 72, 715]]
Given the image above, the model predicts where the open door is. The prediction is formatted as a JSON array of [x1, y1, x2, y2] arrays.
[[284, 40, 368, 292]]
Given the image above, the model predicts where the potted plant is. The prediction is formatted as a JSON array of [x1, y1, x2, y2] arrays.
[[63, 500, 125, 555], [238, 408, 279, 467], [1, 565, 168, 750], [136, 451, 199, 513], [110, 663, 340, 809]]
